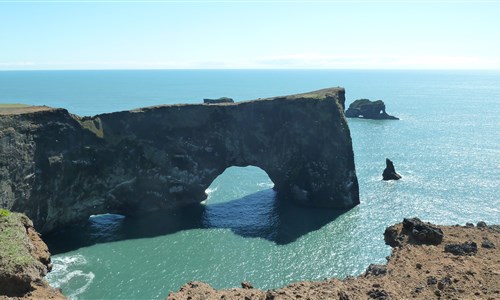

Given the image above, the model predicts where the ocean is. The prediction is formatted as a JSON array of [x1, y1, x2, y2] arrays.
[[0, 70, 498, 299]]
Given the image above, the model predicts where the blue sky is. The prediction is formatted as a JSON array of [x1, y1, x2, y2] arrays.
[[1, 0, 499, 70]]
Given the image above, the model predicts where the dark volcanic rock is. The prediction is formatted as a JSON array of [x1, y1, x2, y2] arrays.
[[481, 238, 495, 249], [384, 225, 403, 247], [344, 99, 398, 120], [203, 97, 234, 104], [382, 158, 402, 181], [0, 88, 359, 234], [403, 217, 444, 245], [365, 264, 388, 277], [445, 241, 478, 256], [367, 289, 390, 299]]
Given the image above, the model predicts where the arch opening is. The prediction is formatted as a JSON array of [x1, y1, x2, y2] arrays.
[[202, 166, 278, 238], [204, 166, 274, 205]]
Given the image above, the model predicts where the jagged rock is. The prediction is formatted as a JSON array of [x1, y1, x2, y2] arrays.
[[367, 289, 390, 299], [344, 99, 398, 120], [0, 88, 359, 234], [365, 264, 387, 276], [477, 221, 487, 228], [382, 158, 402, 181], [427, 276, 438, 285], [203, 97, 234, 104], [384, 225, 403, 247], [241, 281, 253, 289], [437, 276, 452, 290], [481, 238, 495, 249], [445, 241, 478, 256], [403, 217, 444, 245]]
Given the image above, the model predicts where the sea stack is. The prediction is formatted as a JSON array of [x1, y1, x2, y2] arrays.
[[382, 158, 402, 180], [345, 99, 399, 120]]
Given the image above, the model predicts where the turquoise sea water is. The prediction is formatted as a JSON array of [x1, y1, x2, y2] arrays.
[[1, 70, 499, 299]]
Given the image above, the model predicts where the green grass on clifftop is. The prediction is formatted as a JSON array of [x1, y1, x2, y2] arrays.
[[0, 211, 37, 274]]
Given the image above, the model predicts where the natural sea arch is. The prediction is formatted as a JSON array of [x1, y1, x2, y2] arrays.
[[1, 87, 359, 233]]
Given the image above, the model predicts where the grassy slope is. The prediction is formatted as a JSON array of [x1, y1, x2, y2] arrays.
[[0, 211, 37, 275]]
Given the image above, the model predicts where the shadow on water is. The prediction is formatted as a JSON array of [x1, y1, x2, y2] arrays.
[[44, 189, 347, 254]]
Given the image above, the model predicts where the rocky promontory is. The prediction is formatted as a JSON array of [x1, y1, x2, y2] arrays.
[[0, 88, 359, 234], [168, 219, 500, 299], [0, 210, 64, 299], [345, 99, 399, 120]]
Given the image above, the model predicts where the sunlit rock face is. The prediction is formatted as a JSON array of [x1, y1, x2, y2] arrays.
[[0, 87, 359, 233]]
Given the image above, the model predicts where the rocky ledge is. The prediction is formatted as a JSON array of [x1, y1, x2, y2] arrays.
[[0, 88, 359, 234], [168, 218, 499, 300], [345, 99, 399, 120], [0, 210, 64, 299]]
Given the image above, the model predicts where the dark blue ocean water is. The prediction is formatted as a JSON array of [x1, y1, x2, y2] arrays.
[[1, 70, 498, 299]]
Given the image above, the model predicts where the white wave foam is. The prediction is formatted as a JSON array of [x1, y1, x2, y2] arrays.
[[66, 271, 95, 300], [47, 254, 94, 299], [257, 182, 274, 188]]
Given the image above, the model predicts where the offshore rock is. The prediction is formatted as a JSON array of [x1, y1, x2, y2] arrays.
[[382, 158, 402, 181], [0, 211, 64, 299], [0, 88, 359, 233], [345, 99, 399, 120]]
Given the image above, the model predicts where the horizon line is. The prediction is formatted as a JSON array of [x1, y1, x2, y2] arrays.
[[1, 68, 500, 71]]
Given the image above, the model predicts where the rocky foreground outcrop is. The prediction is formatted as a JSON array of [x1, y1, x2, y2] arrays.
[[168, 219, 500, 300], [0, 211, 64, 299], [345, 99, 399, 120], [0, 88, 359, 233]]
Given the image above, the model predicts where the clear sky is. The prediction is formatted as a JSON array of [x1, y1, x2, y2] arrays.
[[1, 0, 499, 70]]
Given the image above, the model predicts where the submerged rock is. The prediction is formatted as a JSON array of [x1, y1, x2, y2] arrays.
[[382, 158, 402, 181], [0, 87, 359, 234], [345, 99, 399, 120]]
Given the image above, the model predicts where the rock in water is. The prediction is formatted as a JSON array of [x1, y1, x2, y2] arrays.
[[382, 158, 402, 180], [345, 99, 399, 120], [0, 87, 359, 234]]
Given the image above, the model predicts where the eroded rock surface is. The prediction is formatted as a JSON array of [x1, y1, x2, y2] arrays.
[[0, 88, 359, 233], [345, 99, 399, 120]]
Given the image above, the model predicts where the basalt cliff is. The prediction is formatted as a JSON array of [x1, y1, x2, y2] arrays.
[[0, 88, 359, 234]]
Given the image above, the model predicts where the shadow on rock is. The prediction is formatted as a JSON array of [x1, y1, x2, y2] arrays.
[[44, 189, 346, 254]]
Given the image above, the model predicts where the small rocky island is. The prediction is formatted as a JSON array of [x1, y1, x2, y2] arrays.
[[382, 158, 402, 180], [345, 99, 399, 120]]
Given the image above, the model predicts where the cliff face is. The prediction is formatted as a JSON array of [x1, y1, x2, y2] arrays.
[[0, 211, 65, 299], [0, 88, 359, 233]]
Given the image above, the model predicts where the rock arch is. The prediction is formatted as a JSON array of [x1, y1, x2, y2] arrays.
[[0, 88, 359, 233]]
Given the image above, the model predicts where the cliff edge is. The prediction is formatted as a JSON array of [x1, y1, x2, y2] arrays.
[[0, 210, 64, 299], [168, 219, 500, 300], [0, 88, 359, 234]]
